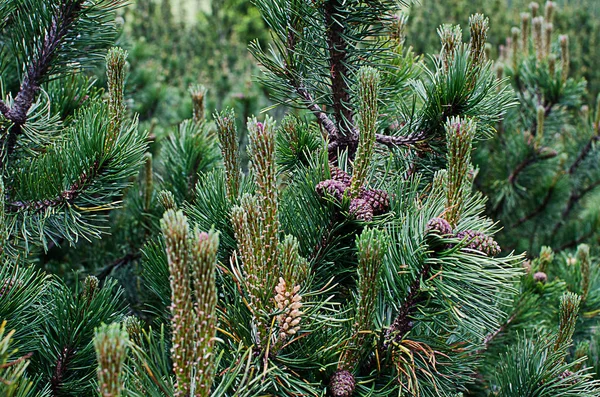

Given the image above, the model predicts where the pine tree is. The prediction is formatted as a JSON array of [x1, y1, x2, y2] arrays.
[[1, 1, 599, 397]]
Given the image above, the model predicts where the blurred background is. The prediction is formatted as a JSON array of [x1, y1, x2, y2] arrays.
[[116, 0, 600, 138]]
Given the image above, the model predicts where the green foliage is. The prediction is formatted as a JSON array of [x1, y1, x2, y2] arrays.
[[2, 0, 600, 396]]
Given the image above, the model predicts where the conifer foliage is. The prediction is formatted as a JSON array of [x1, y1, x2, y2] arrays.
[[0, 1, 599, 397]]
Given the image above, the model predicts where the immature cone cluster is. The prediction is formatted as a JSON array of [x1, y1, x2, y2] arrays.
[[329, 370, 356, 397], [94, 323, 129, 397], [455, 230, 501, 256], [425, 217, 453, 236], [533, 271, 548, 283], [316, 166, 390, 222], [274, 277, 303, 340]]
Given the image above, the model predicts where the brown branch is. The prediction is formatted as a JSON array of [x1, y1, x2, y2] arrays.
[[0, 1, 84, 166], [7, 160, 100, 213], [482, 311, 517, 348], [508, 147, 557, 185], [375, 131, 426, 148], [296, 86, 339, 139], [50, 346, 73, 393], [512, 183, 556, 227], [551, 178, 600, 238], [324, 0, 355, 140], [568, 127, 600, 175], [384, 262, 432, 346]]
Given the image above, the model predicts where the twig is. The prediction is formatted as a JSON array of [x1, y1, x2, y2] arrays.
[[0, 1, 84, 167]]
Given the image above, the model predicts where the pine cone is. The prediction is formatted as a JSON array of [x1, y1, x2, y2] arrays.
[[455, 230, 501, 256], [558, 370, 577, 385], [426, 217, 453, 236], [316, 179, 348, 202], [329, 370, 356, 397], [360, 188, 390, 215], [330, 166, 352, 186], [533, 271, 547, 283], [350, 198, 374, 221]]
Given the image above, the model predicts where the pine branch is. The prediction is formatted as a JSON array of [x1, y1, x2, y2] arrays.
[[507, 147, 557, 185], [568, 130, 600, 175], [324, 0, 355, 140], [552, 179, 600, 239], [374, 131, 427, 148], [384, 261, 432, 346], [0, 0, 85, 162], [7, 160, 101, 213], [512, 183, 556, 227], [50, 346, 73, 394]]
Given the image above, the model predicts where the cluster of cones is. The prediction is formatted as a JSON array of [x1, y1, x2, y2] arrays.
[[426, 217, 501, 256], [316, 167, 390, 221]]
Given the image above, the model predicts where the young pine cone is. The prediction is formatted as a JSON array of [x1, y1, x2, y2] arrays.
[[359, 188, 390, 215], [533, 271, 547, 283], [316, 179, 348, 202], [330, 166, 352, 186], [425, 217, 453, 236], [329, 370, 356, 397], [455, 230, 501, 256], [349, 198, 374, 222]]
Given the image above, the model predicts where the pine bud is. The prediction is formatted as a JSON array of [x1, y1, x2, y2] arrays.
[[469, 14, 489, 69], [532, 17, 544, 62], [444, 117, 476, 227], [533, 271, 547, 283], [390, 13, 408, 47], [545, 1, 556, 24], [511, 27, 520, 70], [94, 323, 129, 397], [161, 210, 194, 395], [496, 62, 505, 81], [158, 190, 177, 211], [123, 316, 143, 346], [538, 246, 554, 272], [438, 24, 463, 72], [426, 217, 453, 236], [349, 198, 374, 222], [560, 35, 570, 83], [548, 54, 556, 76], [350, 67, 380, 197], [535, 105, 545, 147], [189, 84, 207, 123], [521, 13, 530, 56], [143, 152, 153, 211], [215, 109, 241, 200], [576, 244, 590, 301], [329, 370, 356, 397], [83, 275, 99, 302], [105, 47, 128, 148], [530, 2, 540, 18], [554, 292, 581, 353], [544, 23, 553, 58]]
